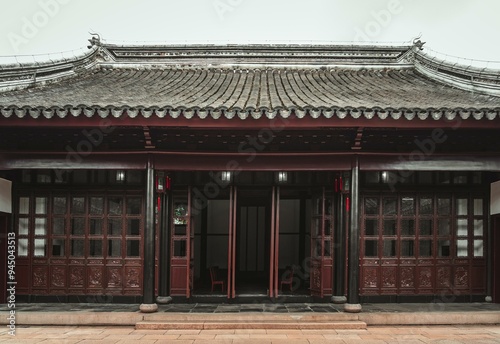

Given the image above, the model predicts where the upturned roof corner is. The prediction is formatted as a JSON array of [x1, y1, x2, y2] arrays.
[[0, 36, 499, 121]]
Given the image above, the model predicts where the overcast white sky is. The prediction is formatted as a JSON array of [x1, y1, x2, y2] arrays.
[[0, 0, 499, 65]]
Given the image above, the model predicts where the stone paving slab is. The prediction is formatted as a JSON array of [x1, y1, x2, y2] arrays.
[[360, 311, 500, 326], [0, 311, 143, 326], [1, 325, 500, 343], [1, 303, 499, 327]]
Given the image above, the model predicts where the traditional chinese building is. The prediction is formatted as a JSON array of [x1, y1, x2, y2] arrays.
[[0, 37, 499, 313]]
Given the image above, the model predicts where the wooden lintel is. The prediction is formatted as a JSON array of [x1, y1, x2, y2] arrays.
[[1, 116, 499, 130]]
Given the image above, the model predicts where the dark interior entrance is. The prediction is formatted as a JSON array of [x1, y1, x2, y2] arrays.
[[235, 189, 270, 295], [184, 171, 336, 299], [191, 186, 313, 297]]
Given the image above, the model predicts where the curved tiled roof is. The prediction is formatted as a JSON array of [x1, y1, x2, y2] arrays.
[[2, 67, 499, 110], [0, 40, 500, 121]]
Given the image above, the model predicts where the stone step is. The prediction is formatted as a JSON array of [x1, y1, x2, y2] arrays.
[[135, 320, 367, 330], [138, 313, 365, 330], [143, 312, 360, 322]]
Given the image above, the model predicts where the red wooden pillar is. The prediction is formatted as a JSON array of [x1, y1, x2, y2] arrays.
[[269, 186, 280, 298]]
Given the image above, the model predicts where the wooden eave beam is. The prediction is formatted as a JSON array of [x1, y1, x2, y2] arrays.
[[0, 116, 499, 129]]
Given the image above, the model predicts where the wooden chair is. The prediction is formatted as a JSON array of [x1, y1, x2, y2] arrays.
[[280, 266, 294, 292], [209, 266, 225, 292]]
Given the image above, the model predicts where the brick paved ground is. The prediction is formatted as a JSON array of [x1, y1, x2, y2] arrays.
[[0, 325, 500, 343]]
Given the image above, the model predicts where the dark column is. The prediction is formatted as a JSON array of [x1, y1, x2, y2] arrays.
[[200, 204, 208, 286], [344, 157, 361, 313], [157, 191, 172, 304], [140, 160, 158, 313], [332, 177, 346, 304], [486, 203, 493, 302], [299, 197, 306, 265]]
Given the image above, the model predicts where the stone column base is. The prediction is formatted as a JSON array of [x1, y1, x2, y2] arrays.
[[486, 296, 493, 303], [344, 303, 362, 313], [156, 296, 173, 304], [140, 303, 158, 313], [331, 296, 347, 304]]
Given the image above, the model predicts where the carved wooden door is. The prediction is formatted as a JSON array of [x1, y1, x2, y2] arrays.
[[170, 187, 193, 297], [310, 187, 334, 297]]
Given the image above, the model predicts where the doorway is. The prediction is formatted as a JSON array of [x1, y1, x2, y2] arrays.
[[235, 189, 270, 295], [171, 173, 336, 300], [230, 186, 333, 298]]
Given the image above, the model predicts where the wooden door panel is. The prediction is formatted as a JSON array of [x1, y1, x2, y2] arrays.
[[50, 266, 67, 288], [381, 266, 397, 288], [361, 194, 487, 296], [310, 187, 335, 297], [87, 266, 104, 289], [13, 192, 145, 297], [169, 188, 193, 298], [453, 266, 469, 289], [399, 266, 415, 289], [417, 266, 433, 289], [124, 266, 141, 289], [471, 266, 486, 291], [107, 267, 123, 288], [69, 266, 85, 288], [436, 266, 452, 289], [310, 259, 321, 295], [32, 266, 48, 288], [310, 189, 323, 297], [321, 261, 333, 295], [15, 264, 30, 294], [362, 266, 379, 289], [170, 265, 187, 296]]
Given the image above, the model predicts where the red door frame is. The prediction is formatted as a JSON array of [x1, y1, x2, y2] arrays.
[[269, 186, 280, 297], [228, 186, 279, 298]]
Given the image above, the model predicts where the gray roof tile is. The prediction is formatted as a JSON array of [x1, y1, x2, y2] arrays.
[[1, 67, 499, 110], [0, 42, 500, 121]]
